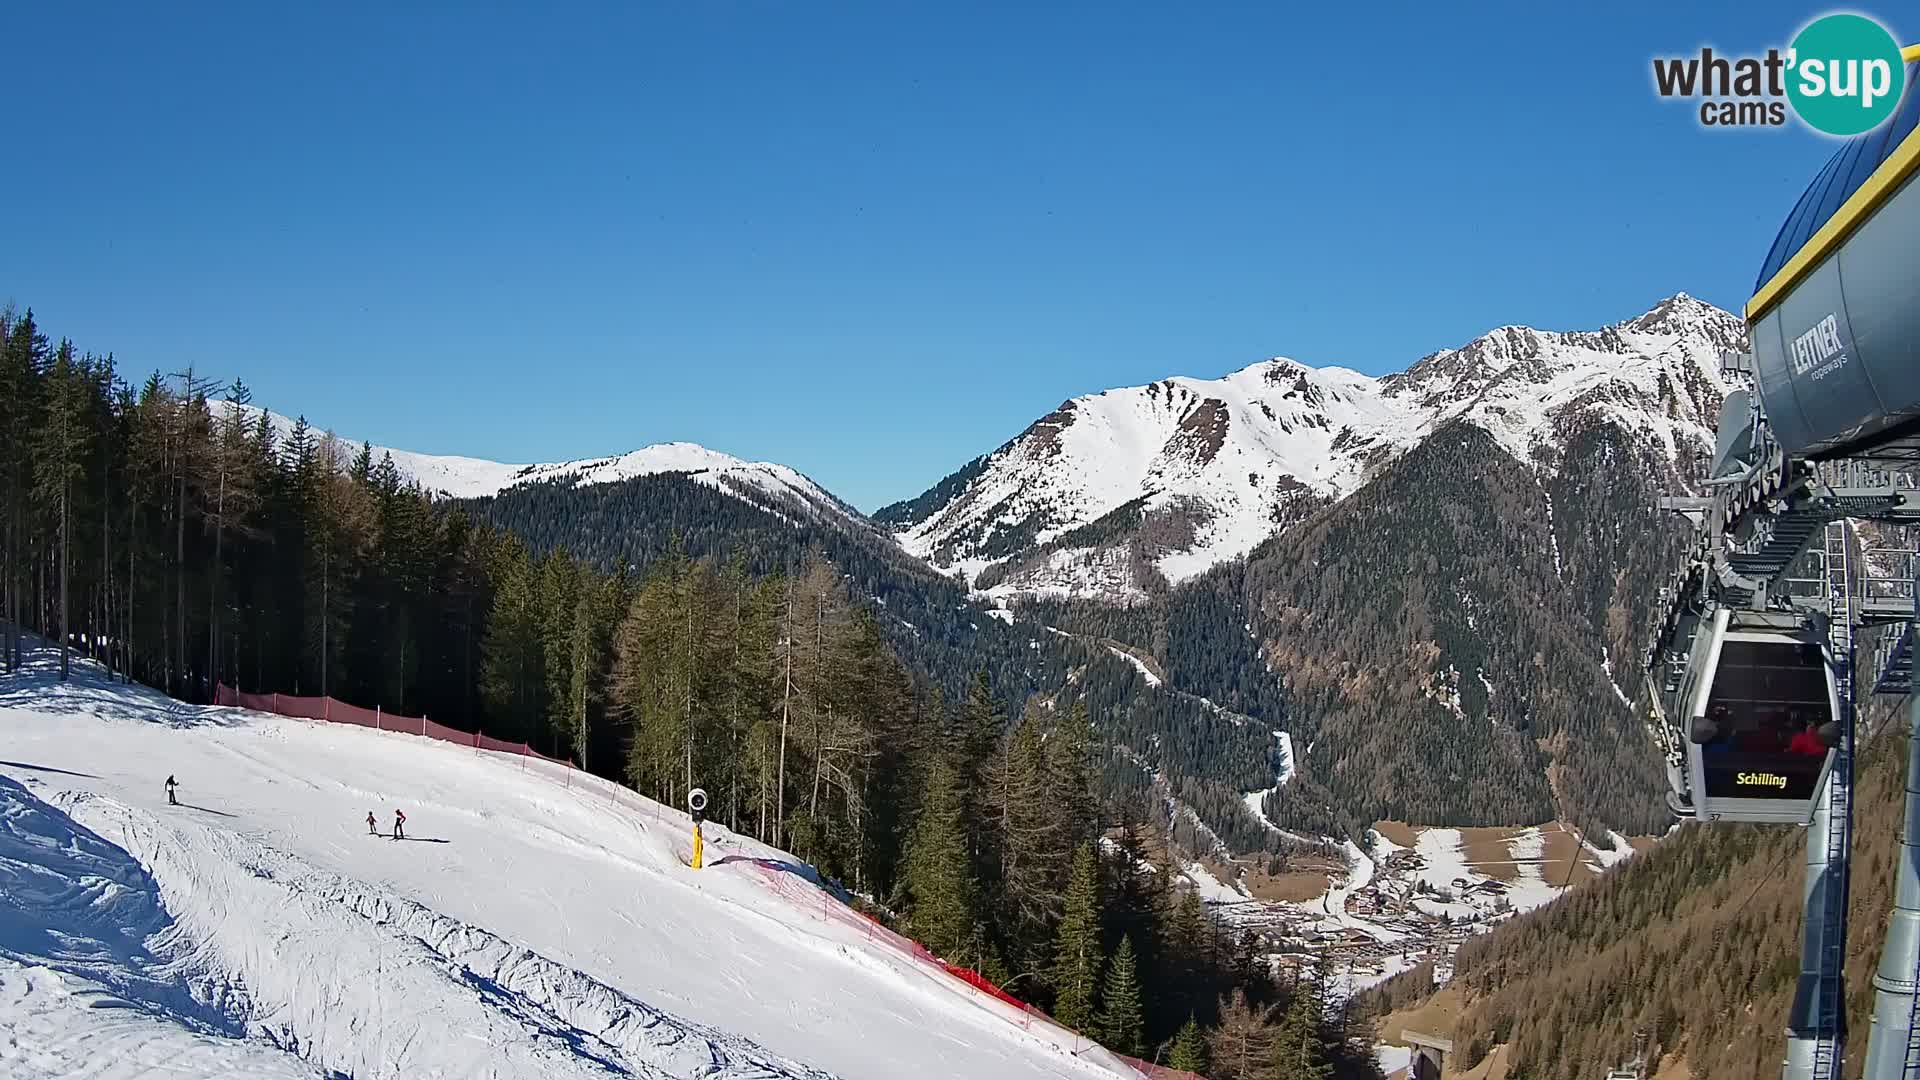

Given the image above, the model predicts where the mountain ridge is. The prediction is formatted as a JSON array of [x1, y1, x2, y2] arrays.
[[885, 293, 1740, 604], [224, 403, 865, 532]]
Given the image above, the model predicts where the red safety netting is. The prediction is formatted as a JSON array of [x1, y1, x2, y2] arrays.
[[215, 684, 573, 771], [476, 732, 524, 755], [1112, 1057, 1204, 1080], [230, 689, 279, 713], [276, 693, 332, 722], [942, 963, 1027, 1009], [330, 700, 379, 729]]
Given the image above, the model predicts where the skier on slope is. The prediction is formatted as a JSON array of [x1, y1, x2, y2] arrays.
[[367, 811, 379, 836], [392, 809, 406, 840], [165, 775, 178, 806]]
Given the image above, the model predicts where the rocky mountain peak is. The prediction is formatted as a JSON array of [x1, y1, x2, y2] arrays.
[[892, 295, 1740, 602]]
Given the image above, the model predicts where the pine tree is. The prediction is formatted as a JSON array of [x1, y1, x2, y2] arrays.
[[1233, 929, 1274, 1007], [203, 381, 261, 690], [1097, 933, 1143, 1056], [1163, 886, 1213, 1021], [1167, 1015, 1208, 1073], [1271, 981, 1334, 1080], [957, 667, 1003, 880], [564, 579, 598, 767], [539, 549, 583, 751], [481, 536, 545, 741], [903, 751, 977, 959], [1046, 700, 1099, 851], [0, 308, 46, 672], [1053, 841, 1104, 1031], [31, 342, 90, 679]]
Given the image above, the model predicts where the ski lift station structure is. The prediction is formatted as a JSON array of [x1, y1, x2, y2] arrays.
[[1646, 43, 1920, 1080]]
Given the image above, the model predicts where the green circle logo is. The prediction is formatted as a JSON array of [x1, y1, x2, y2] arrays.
[[1786, 14, 1906, 136]]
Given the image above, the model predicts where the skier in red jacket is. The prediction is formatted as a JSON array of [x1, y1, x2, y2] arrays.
[[367, 811, 378, 836]]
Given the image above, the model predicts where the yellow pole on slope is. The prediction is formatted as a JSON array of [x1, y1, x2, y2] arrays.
[[688, 786, 708, 870]]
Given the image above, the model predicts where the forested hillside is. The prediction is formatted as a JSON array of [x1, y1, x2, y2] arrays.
[[0, 306, 1382, 1077], [471, 473, 1301, 858], [1361, 695, 1913, 1080], [1242, 419, 1685, 837], [1031, 415, 1690, 840]]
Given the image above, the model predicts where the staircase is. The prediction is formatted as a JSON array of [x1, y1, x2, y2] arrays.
[[1811, 520, 1856, 1080]]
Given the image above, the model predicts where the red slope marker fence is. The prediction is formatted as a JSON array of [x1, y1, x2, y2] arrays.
[[214, 684, 577, 771]]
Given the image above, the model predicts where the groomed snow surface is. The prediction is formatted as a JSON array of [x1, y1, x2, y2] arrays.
[[0, 647, 1144, 1080]]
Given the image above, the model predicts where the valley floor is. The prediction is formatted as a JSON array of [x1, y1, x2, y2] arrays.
[[1186, 811, 1650, 1076]]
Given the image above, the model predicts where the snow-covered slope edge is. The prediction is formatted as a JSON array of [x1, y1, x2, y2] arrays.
[[223, 403, 865, 530], [883, 293, 1740, 600], [0, 647, 1137, 1080]]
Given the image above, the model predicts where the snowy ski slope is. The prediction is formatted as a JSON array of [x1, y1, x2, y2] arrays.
[[0, 648, 1141, 1080]]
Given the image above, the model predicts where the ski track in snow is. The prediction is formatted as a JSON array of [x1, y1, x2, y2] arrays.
[[1239, 732, 1295, 833], [0, 650, 1141, 1080], [1104, 647, 1161, 688], [1601, 647, 1633, 708]]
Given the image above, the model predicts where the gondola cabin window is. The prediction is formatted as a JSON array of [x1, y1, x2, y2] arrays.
[[1695, 636, 1833, 802]]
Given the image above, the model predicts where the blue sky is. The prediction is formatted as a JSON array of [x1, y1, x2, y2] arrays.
[[0, 3, 1890, 510]]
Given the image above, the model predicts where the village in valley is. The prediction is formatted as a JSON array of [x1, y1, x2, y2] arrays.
[[1173, 820, 1650, 1000]]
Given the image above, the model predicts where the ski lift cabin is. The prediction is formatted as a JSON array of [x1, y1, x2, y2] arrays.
[[1678, 609, 1841, 824]]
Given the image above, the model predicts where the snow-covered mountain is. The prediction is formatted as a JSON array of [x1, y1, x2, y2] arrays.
[[881, 294, 1740, 601], [226, 404, 864, 529]]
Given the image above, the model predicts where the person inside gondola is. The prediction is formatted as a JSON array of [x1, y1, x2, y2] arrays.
[[1787, 712, 1829, 756], [1700, 704, 1735, 755]]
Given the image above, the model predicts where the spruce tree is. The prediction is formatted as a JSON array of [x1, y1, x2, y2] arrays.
[[481, 536, 546, 741], [30, 342, 90, 680], [1052, 841, 1103, 1031], [1167, 1015, 1208, 1073], [1045, 699, 1099, 850], [565, 579, 598, 767], [1163, 886, 1213, 1020], [1272, 981, 1333, 1080], [904, 751, 978, 960], [1097, 933, 1143, 1057]]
